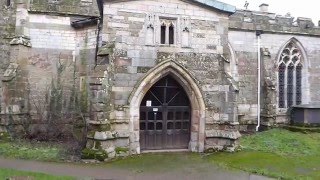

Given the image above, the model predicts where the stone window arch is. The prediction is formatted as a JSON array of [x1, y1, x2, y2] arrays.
[[278, 40, 305, 108]]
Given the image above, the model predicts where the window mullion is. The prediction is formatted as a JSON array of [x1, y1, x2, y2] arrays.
[[165, 23, 169, 44]]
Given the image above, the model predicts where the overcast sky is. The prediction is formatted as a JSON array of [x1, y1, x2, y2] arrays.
[[222, 0, 319, 24]]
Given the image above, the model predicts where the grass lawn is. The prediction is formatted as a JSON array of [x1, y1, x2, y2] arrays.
[[0, 140, 62, 161], [209, 129, 320, 179], [104, 152, 209, 173], [0, 168, 74, 180]]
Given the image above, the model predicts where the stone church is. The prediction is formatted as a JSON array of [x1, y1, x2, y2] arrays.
[[0, 0, 319, 157]]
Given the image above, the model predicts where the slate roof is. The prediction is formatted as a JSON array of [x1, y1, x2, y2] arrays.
[[102, 0, 236, 14], [191, 0, 236, 14]]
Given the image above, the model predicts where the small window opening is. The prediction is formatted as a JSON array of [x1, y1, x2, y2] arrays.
[[161, 24, 166, 44], [6, 0, 11, 6], [169, 24, 174, 44]]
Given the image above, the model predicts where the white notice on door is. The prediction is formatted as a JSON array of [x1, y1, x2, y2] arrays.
[[153, 108, 158, 112], [146, 100, 152, 107]]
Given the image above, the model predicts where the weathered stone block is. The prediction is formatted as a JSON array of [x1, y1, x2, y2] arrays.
[[205, 130, 241, 140]]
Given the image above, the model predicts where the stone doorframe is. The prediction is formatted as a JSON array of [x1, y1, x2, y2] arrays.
[[128, 60, 206, 154]]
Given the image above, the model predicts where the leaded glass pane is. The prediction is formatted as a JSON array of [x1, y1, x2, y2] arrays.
[[292, 56, 299, 63], [278, 63, 286, 108], [296, 64, 302, 105], [283, 56, 290, 63], [287, 64, 294, 107], [292, 48, 299, 55]]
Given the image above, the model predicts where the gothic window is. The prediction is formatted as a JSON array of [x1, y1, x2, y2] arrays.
[[278, 42, 303, 108], [159, 19, 176, 45]]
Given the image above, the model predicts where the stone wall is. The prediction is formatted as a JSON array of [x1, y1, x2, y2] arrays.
[[30, 0, 99, 17], [0, 0, 98, 141], [229, 9, 320, 128], [0, 0, 17, 133]]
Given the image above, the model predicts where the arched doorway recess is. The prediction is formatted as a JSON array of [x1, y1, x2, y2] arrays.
[[140, 75, 190, 150], [128, 60, 206, 153]]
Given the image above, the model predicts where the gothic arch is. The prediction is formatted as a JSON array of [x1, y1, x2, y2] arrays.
[[128, 60, 206, 153], [276, 37, 310, 109]]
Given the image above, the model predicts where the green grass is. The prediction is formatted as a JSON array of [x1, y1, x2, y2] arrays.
[[209, 129, 320, 179], [0, 140, 62, 161], [104, 152, 207, 172], [0, 168, 74, 180], [241, 128, 320, 156]]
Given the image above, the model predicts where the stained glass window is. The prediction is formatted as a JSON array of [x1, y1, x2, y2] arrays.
[[278, 42, 303, 108]]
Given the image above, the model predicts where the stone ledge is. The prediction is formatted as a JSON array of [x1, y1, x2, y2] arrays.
[[87, 120, 109, 125], [206, 121, 240, 125], [110, 119, 129, 124], [10, 36, 32, 47], [205, 130, 241, 140], [92, 130, 130, 141]]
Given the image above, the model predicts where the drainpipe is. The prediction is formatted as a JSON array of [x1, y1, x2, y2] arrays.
[[256, 30, 263, 132], [95, 0, 104, 68]]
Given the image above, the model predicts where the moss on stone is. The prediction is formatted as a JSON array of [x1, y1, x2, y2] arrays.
[[97, 124, 111, 131], [94, 141, 102, 150], [81, 148, 108, 161], [87, 130, 95, 138], [80, 77, 88, 113], [115, 147, 129, 154], [97, 43, 115, 56]]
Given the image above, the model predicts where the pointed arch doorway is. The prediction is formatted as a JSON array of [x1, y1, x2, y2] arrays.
[[139, 75, 191, 150]]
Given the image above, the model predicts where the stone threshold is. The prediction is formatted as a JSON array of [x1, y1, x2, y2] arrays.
[[141, 149, 189, 153]]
